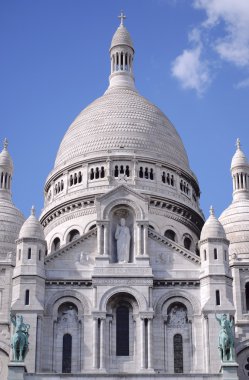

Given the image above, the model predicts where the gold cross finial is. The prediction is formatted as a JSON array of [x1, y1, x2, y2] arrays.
[[118, 10, 126, 26], [236, 138, 241, 150], [210, 205, 215, 216]]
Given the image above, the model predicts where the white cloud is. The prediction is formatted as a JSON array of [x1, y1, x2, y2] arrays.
[[236, 77, 249, 89], [171, 45, 210, 96], [171, 0, 249, 94], [194, 0, 249, 67]]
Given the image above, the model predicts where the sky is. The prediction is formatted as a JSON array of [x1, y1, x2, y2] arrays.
[[0, 0, 249, 220]]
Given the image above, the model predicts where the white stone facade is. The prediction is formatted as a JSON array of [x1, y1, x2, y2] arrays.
[[0, 14, 248, 380]]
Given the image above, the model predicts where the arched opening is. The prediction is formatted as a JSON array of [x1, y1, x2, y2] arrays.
[[89, 224, 96, 231], [116, 305, 129, 356], [52, 237, 60, 252], [164, 229, 176, 242], [183, 237, 191, 250], [25, 289, 30, 305], [174, 334, 183, 373], [245, 283, 249, 311], [62, 333, 72, 373], [68, 229, 80, 242], [216, 290, 220, 306]]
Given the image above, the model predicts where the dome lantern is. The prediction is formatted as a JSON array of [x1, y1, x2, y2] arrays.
[[109, 11, 135, 89], [0, 138, 14, 201], [231, 138, 249, 201]]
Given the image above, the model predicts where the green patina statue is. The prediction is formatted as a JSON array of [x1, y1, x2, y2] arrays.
[[10, 314, 30, 361], [215, 313, 235, 362]]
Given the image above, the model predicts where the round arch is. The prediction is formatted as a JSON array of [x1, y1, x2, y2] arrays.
[[103, 198, 144, 220], [45, 289, 92, 316], [154, 290, 201, 317], [99, 286, 148, 312]]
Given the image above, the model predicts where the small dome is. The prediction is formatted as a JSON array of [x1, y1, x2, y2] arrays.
[[0, 199, 24, 252], [231, 138, 248, 169], [219, 200, 249, 253], [19, 206, 45, 240], [0, 139, 13, 171], [200, 206, 226, 240], [110, 25, 134, 50]]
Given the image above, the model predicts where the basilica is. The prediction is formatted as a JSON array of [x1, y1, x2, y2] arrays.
[[1, 14, 249, 380]]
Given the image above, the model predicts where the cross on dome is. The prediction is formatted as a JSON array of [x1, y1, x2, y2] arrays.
[[31, 205, 36, 216], [118, 10, 126, 26], [209, 205, 215, 216], [236, 137, 241, 150], [3, 138, 8, 150]]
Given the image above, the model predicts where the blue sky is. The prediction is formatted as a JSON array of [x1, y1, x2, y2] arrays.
[[1, 0, 249, 220]]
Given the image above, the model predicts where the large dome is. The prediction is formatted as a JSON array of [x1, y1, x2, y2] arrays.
[[54, 86, 190, 171]]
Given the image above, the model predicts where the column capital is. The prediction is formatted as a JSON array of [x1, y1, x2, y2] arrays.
[[92, 311, 106, 320], [140, 311, 154, 320]]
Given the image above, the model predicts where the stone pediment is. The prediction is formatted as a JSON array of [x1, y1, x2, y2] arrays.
[[44, 228, 97, 279], [148, 229, 201, 278], [96, 184, 149, 220]]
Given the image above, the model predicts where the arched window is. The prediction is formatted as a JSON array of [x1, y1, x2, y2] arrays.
[[245, 283, 249, 311], [28, 248, 32, 260], [62, 334, 72, 373], [125, 166, 130, 177], [120, 165, 124, 174], [116, 306, 129, 356], [214, 248, 218, 260], [52, 237, 60, 252], [95, 167, 99, 179], [216, 290, 220, 306], [183, 237, 191, 250], [150, 168, 154, 180], [149, 225, 155, 230], [25, 289, 30, 305], [204, 249, 207, 261], [114, 165, 119, 177], [144, 167, 149, 179], [100, 167, 105, 178], [68, 229, 80, 242], [162, 172, 166, 183], [164, 229, 176, 242], [78, 172, 82, 183], [139, 167, 143, 178], [174, 334, 183, 373], [90, 168, 94, 180]]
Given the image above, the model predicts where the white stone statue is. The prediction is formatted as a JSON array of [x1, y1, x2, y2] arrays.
[[115, 218, 130, 263]]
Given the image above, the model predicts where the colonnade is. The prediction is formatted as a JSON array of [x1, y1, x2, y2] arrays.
[[96, 221, 149, 259], [92, 313, 153, 371]]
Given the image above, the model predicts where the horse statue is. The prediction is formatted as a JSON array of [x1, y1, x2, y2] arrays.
[[215, 313, 235, 362], [10, 314, 30, 361]]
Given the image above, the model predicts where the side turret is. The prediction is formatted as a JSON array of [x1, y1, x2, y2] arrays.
[[199, 206, 233, 311], [11, 206, 46, 372]]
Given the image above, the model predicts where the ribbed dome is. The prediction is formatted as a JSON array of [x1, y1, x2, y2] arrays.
[[219, 200, 249, 253], [110, 24, 134, 50], [54, 87, 190, 170], [231, 139, 248, 169], [19, 206, 45, 240], [0, 200, 24, 251], [200, 207, 226, 240], [0, 139, 13, 170]]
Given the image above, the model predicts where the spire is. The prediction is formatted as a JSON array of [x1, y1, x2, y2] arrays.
[[209, 205, 214, 216], [108, 12, 135, 90], [231, 138, 249, 201], [31, 205, 36, 216], [0, 138, 14, 201], [118, 10, 126, 26]]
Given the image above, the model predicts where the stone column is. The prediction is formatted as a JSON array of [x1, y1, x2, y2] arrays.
[[143, 224, 148, 256], [100, 318, 106, 370], [140, 318, 145, 369], [93, 318, 98, 369], [147, 318, 153, 370], [137, 223, 142, 256], [103, 223, 109, 256], [204, 314, 210, 373], [97, 223, 102, 255], [106, 158, 112, 183]]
